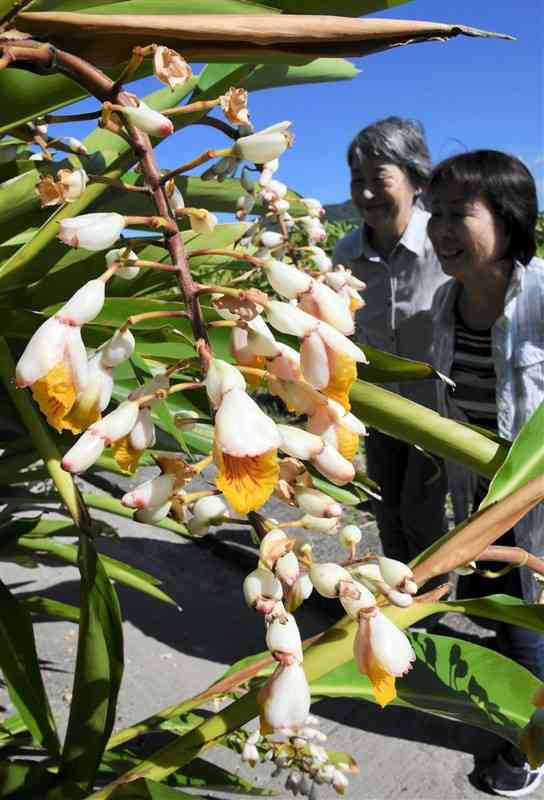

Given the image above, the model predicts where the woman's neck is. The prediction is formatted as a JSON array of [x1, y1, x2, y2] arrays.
[[457, 259, 514, 330], [367, 207, 414, 260]]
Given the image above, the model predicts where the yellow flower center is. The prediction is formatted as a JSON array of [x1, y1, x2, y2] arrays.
[[112, 436, 142, 475], [31, 361, 77, 432], [215, 445, 279, 514], [323, 351, 357, 411]]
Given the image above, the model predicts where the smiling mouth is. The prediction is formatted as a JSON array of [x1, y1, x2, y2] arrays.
[[438, 248, 463, 261]]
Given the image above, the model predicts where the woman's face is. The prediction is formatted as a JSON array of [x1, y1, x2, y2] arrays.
[[350, 158, 417, 232], [428, 184, 511, 279]]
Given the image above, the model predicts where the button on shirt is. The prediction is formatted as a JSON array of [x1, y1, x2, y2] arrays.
[[333, 206, 448, 407]]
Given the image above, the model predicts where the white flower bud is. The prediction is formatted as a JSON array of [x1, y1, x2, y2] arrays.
[[301, 198, 324, 218], [259, 231, 284, 248], [260, 528, 291, 569], [95, 400, 140, 443], [309, 563, 353, 598], [205, 359, 246, 408], [340, 580, 377, 619], [311, 443, 355, 485], [307, 246, 332, 273], [264, 259, 312, 299], [129, 407, 155, 451], [101, 328, 135, 367], [58, 168, 88, 202], [349, 563, 381, 591], [241, 742, 259, 767], [59, 212, 125, 251], [234, 123, 292, 163], [243, 567, 283, 609], [192, 495, 227, 524], [134, 500, 172, 524], [123, 101, 173, 137], [266, 612, 303, 662], [62, 136, 88, 155], [287, 573, 313, 612], [57, 279, 105, 326], [258, 662, 310, 735], [275, 551, 300, 587], [105, 247, 140, 280], [300, 515, 338, 534], [339, 525, 362, 549], [333, 770, 349, 795], [246, 315, 280, 358], [294, 486, 342, 518], [266, 300, 318, 338], [276, 425, 323, 461], [378, 556, 415, 591], [122, 473, 176, 510], [62, 430, 105, 473]]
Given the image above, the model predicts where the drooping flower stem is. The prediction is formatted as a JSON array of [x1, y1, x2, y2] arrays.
[[0, 37, 214, 372]]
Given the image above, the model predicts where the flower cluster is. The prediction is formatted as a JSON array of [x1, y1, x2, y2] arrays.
[[12, 55, 420, 797]]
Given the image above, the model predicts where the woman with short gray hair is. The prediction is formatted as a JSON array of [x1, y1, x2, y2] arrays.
[[334, 116, 448, 582]]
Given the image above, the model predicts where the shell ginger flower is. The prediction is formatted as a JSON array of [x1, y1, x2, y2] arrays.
[[214, 387, 280, 514], [15, 279, 105, 432]]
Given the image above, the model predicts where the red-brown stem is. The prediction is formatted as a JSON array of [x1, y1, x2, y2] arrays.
[[44, 110, 102, 124], [87, 175, 148, 193], [163, 98, 220, 117], [160, 148, 230, 184]]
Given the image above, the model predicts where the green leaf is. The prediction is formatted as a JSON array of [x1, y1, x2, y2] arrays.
[[350, 379, 508, 480], [173, 758, 276, 795], [243, 58, 359, 91], [358, 344, 450, 384], [28, 0, 275, 13], [108, 778, 204, 799], [0, 761, 54, 799], [481, 402, 544, 509], [16, 536, 177, 605], [59, 535, 124, 791], [311, 631, 539, 744], [0, 515, 41, 551], [424, 594, 544, 635], [260, 0, 409, 13], [195, 63, 256, 94], [0, 579, 60, 755], [21, 595, 81, 623]]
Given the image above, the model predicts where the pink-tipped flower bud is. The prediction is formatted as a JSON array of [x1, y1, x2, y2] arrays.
[[276, 425, 323, 461], [122, 101, 173, 137], [378, 556, 417, 593], [56, 279, 106, 326], [309, 563, 353, 598], [275, 551, 300, 587], [234, 122, 292, 164], [259, 528, 291, 570], [263, 260, 312, 299], [266, 611, 303, 663], [205, 359, 246, 409], [294, 486, 342, 518], [340, 581, 377, 619], [311, 443, 355, 486], [134, 501, 172, 524], [122, 473, 176, 510], [300, 515, 338, 534], [265, 300, 318, 339], [243, 567, 283, 611], [62, 430, 105, 474]]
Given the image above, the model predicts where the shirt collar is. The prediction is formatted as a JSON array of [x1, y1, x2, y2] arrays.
[[355, 205, 428, 260]]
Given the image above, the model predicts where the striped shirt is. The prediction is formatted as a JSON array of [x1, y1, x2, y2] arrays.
[[450, 306, 497, 430]]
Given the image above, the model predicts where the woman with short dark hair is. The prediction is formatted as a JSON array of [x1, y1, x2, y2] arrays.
[[429, 149, 544, 797], [335, 116, 449, 579]]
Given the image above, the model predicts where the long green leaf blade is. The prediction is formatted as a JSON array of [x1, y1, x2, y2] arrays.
[[0, 579, 60, 756], [59, 535, 124, 791]]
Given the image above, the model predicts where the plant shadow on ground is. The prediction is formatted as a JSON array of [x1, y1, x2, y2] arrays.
[[9, 526, 513, 777]]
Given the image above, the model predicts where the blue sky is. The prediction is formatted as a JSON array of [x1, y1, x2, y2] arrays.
[[54, 1, 543, 208]]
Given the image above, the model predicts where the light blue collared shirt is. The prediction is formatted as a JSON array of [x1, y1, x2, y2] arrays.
[[333, 206, 448, 407]]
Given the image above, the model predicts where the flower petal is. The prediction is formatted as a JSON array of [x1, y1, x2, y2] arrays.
[[215, 445, 278, 514]]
